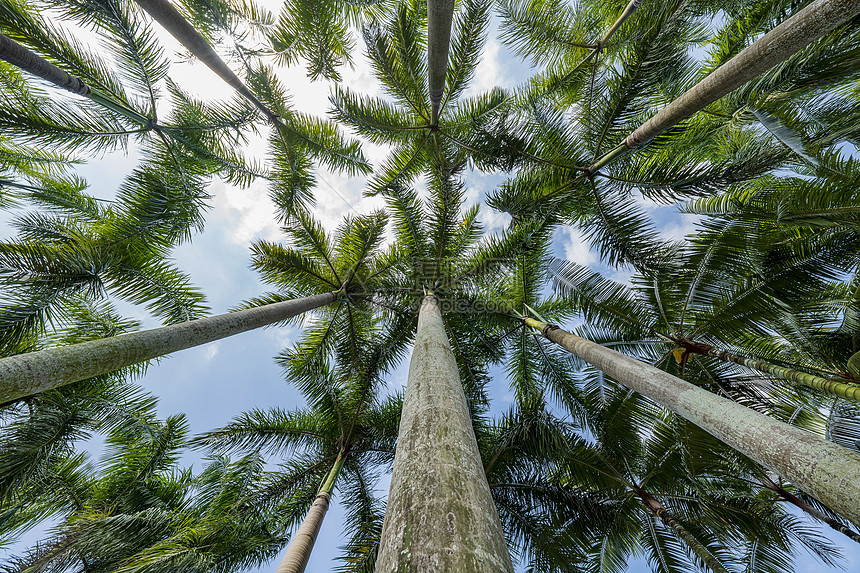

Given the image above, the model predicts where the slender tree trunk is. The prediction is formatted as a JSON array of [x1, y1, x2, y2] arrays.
[[525, 318, 860, 526], [678, 339, 860, 403], [427, 0, 455, 126], [275, 452, 346, 573], [377, 295, 514, 572], [0, 292, 337, 404], [0, 33, 89, 95], [598, 0, 643, 48], [587, 0, 860, 173], [637, 490, 729, 573], [763, 480, 860, 545], [0, 33, 155, 125], [133, 0, 280, 123]]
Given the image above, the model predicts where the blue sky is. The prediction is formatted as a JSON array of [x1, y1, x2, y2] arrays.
[[2, 2, 859, 572]]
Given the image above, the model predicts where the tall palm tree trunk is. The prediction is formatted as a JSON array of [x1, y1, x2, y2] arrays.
[[587, 0, 860, 173], [0, 33, 88, 95], [0, 33, 150, 124], [376, 294, 514, 572], [637, 490, 729, 573], [762, 479, 860, 544], [0, 292, 337, 404], [275, 452, 346, 573], [524, 318, 860, 526], [133, 0, 280, 123], [427, 0, 455, 126], [678, 339, 860, 403]]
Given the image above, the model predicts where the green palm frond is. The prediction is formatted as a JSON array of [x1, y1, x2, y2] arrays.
[[442, 0, 490, 107]]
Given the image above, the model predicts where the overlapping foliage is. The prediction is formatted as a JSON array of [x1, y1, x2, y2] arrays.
[[2, 0, 860, 571]]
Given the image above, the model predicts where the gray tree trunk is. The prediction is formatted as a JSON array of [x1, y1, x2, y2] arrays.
[[376, 295, 514, 572], [275, 453, 345, 573], [133, 0, 279, 123], [0, 33, 89, 95], [0, 292, 336, 403], [623, 0, 860, 148], [588, 0, 860, 173], [527, 319, 860, 526], [427, 0, 455, 126]]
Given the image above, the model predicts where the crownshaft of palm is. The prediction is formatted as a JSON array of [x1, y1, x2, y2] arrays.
[[679, 339, 860, 404], [376, 294, 514, 572], [525, 318, 860, 526]]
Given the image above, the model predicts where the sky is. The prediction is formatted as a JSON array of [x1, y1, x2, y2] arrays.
[[1, 1, 859, 572]]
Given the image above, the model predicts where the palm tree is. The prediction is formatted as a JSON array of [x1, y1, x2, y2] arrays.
[[0, 299, 154, 544], [555, 385, 840, 573], [0, 1, 262, 182], [131, 0, 373, 219], [4, 413, 287, 573], [191, 298, 405, 572], [192, 367, 399, 572], [488, 0, 860, 236], [132, 0, 279, 122], [519, 308, 860, 527], [376, 292, 514, 572], [547, 250, 860, 409], [330, 0, 496, 192], [2, 0, 369, 226]]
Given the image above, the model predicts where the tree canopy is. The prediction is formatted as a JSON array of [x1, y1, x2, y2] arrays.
[[2, 0, 860, 571]]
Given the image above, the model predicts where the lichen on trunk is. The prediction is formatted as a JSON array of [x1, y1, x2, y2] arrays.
[[376, 295, 514, 572]]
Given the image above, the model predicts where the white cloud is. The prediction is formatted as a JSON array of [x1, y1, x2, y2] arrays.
[[203, 341, 220, 362], [466, 36, 504, 98], [661, 213, 701, 241], [265, 323, 299, 349], [209, 179, 281, 245], [562, 226, 597, 266]]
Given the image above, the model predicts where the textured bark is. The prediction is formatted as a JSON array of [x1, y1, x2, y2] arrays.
[[638, 491, 729, 573], [526, 319, 860, 526], [275, 453, 346, 573], [427, 0, 455, 126], [377, 295, 514, 572], [275, 493, 330, 573], [0, 33, 90, 95], [679, 339, 860, 403], [766, 482, 860, 544], [585, 0, 860, 174], [623, 0, 860, 148], [133, 0, 279, 122], [0, 292, 336, 403]]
